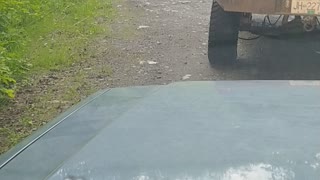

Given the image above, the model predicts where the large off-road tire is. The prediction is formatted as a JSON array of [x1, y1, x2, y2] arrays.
[[208, 1, 240, 66]]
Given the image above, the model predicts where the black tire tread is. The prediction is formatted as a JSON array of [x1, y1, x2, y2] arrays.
[[208, 1, 240, 66]]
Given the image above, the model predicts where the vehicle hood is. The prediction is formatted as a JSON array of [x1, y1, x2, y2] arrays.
[[0, 81, 320, 180]]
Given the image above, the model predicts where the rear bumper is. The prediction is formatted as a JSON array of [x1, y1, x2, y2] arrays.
[[217, 0, 319, 15]]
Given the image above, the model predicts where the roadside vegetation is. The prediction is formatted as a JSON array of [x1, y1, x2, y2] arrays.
[[0, 0, 115, 154]]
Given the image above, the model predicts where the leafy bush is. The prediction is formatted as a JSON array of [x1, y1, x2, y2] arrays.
[[0, 0, 39, 99]]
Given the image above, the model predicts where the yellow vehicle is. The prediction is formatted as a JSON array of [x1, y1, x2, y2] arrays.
[[208, 0, 320, 66]]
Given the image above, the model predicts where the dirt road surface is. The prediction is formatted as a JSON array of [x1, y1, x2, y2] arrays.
[[105, 0, 320, 88]]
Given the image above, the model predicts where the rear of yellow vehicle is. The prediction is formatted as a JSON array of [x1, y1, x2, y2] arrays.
[[218, 0, 320, 15], [208, 0, 320, 66]]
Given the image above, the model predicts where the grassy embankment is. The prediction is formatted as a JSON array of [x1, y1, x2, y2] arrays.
[[0, 0, 115, 154]]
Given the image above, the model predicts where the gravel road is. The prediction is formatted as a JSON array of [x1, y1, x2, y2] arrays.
[[105, 0, 320, 87]]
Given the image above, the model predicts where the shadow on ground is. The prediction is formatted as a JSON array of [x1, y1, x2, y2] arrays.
[[215, 34, 320, 80]]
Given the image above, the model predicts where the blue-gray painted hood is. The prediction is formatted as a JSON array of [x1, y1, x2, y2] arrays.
[[1, 81, 320, 180]]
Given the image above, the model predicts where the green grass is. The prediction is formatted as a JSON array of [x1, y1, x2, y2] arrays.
[[23, 0, 115, 72], [0, 128, 23, 149], [0, 0, 116, 154], [0, 0, 115, 99]]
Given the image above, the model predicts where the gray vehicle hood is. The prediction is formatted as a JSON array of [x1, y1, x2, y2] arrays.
[[0, 81, 320, 180]]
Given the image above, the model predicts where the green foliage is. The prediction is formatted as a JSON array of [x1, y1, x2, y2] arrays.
[[0, 0, 41, 99], [0, 0, 113, 99], [0, 50, 16, 99]]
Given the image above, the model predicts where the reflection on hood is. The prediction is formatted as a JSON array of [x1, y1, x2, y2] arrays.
[[132, 163, 295, 180]]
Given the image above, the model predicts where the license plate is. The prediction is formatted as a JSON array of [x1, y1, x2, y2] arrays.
[[291, 0, 320, 15]]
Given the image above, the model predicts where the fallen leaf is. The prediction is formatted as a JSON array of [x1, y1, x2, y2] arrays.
[[138, 25, 150, 30], [147, 61, 158, 65], [182, 74, 192, 80]]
